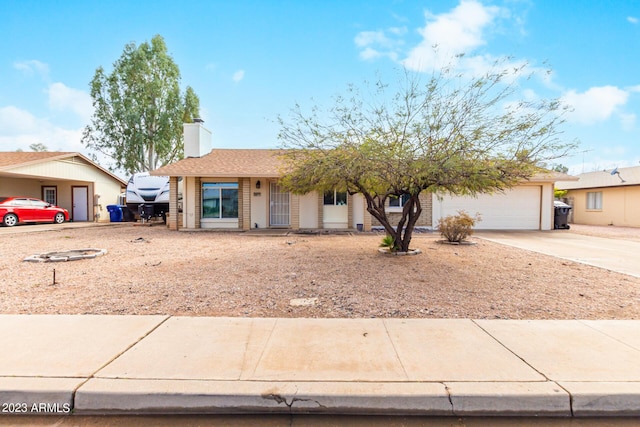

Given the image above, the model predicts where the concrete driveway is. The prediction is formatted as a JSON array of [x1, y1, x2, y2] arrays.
[[0, 221, 123, 235], [476, 230, 640, 278]]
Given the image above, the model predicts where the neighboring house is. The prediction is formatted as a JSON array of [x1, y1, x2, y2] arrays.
[[0, 152, 127, 222], [152, 121, 573, 232], [556, 166, 640, 227]]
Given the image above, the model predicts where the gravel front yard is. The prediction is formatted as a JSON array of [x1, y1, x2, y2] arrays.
[[0, 224, 638, 319]]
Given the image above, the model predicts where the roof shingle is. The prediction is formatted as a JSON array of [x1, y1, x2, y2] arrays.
[[151, 149, 285, 177], [0, 152, 78, 169], [556, 166, 640, 190]]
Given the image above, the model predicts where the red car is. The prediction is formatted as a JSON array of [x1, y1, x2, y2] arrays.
[[0, 197, 69, 227]]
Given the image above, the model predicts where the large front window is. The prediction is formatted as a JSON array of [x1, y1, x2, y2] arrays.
[[202, 182, 238, 219]]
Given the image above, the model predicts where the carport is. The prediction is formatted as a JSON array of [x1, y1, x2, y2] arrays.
[[0, 152, 126, 222]]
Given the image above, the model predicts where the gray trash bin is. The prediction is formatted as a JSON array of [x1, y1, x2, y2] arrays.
[[554, 201, 571, 229]]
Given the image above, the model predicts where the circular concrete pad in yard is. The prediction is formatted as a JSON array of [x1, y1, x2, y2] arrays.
[[23, 248, 107, 262]]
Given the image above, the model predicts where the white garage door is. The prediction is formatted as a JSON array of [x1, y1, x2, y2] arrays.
[[434, 186, 542, 230]]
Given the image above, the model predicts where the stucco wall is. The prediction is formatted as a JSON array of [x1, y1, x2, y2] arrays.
[[566, 186, 640, 227], [250, 178, 268, 229], [299, 191, 319, 228]]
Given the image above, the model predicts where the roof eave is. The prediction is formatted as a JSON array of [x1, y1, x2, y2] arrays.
[[150, 171, 282, 178]]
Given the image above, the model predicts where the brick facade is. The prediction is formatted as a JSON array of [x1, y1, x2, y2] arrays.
[[241, 177, 251, 230], [168, 176, 179, 230], [194, 177, 201, 229]]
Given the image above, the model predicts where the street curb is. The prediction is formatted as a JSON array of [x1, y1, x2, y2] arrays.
[[70, 379, 578, 416]]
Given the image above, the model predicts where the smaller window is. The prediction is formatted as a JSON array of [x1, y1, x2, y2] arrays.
[[43, 187, 57, 205], [586, 191, 603, 210], [389, 194, 411, 208], [324, 190, 347, 206], [323, 191, 334, 205]]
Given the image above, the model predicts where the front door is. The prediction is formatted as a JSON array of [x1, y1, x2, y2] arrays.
[[269, 182, 289, 226], [72, 186, 89, 221]]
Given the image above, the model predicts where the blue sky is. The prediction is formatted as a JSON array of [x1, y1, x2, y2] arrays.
[[1, 0, 639, 176]]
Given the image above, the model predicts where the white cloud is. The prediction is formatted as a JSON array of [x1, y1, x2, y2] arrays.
[[13, 60, 50, 79], [628, 16, 638, 24], [354, 28, 405, 61], [0, 106, 85, 153], [359, 47, 383, 61], [628, 85, 640, 93], [355, 30, 389, 48], [47, 82, 93, 123], [0, 106, 39, 135], [232, 70, 245, 82], [354, 0, 529, 80], [403, 0, 502, 71], [561, 86, 629, 124]]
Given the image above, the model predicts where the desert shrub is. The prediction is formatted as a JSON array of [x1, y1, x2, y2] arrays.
[[554, 188, 568, 199], [437, 210, 481, 243], [379, 235, 398, 251]]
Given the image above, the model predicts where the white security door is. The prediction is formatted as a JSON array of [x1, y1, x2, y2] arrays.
[[270, 182, 290, 226], [72, 186, 89, 221]]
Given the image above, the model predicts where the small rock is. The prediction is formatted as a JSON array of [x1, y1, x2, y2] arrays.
[[290, 297, 317, 307]]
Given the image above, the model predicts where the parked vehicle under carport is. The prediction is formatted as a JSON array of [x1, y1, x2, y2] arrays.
[[0, 196, 69, 227]]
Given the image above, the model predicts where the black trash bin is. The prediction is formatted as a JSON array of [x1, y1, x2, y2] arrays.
[[106, 205, 123, 222], [138, 204, 154, 221], [554, 201, 571, 229], [120, 205, 134, 222]]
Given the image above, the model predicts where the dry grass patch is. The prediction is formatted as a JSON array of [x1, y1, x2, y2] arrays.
[[0, 225, 638, 319]]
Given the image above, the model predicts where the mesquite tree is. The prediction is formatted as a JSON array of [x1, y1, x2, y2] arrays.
[[82, 35, 200, 174], [278, 61, 575, 252]]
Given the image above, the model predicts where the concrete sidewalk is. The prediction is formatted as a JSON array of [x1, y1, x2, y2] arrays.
[[476, 230, 640, 278], [0, 316, 639, 418]]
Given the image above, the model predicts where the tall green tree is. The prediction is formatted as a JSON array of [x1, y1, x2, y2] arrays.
[[82, 35, 200, 174], [279, 61, 576, 252]]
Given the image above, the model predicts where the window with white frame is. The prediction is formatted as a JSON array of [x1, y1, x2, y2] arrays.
[[323, 190, 347, 206], [202, 182, 238, 219], [42, 186, 57, 205], [586, 191, 602, 210], [389, 194, 411, 208]]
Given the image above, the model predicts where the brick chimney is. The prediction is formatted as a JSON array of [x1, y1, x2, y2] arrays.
[[183, 118, 212, 158]]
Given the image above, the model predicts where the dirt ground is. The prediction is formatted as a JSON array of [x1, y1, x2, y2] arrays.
[[0, 223, 638, 319]]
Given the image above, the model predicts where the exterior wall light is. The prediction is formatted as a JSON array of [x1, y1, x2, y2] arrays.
[[256, 180, 261, 189]]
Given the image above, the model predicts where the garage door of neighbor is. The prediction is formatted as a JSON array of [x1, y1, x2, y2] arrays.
[[434, 186, 541, 230]]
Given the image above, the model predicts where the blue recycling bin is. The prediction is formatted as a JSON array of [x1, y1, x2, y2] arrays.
[[106, 205, 123, 222]]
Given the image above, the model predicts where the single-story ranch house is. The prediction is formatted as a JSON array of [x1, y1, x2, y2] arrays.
[[0, 151, 127, 222], [556, 166, 640, 227], [152, 121, 575, 232]]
